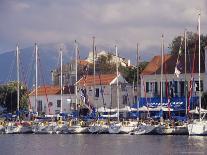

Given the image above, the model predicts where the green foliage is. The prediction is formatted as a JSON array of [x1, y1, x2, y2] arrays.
[[0, 82, 29, 113], [169, 31, 207, 55]]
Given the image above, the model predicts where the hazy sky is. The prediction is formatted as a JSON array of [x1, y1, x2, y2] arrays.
[[0, 0, 206, 60]]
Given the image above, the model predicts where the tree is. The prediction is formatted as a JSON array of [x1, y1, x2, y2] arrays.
[[169, 31, 207, 56], [0, 82, 29, 113]]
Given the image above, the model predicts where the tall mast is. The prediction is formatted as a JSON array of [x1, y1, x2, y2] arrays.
[[115, 45, 119, 122], [75, 40, 78, 111], [60, 48, 63, 113], [184, 30, 188, 116], [160, 35, 164, 122], [136, 43, 139, 120], [198, 12, 201, 121], [92, 36, 96, 108], [16, 45, 20, 120], [35, 43, 38, 113]]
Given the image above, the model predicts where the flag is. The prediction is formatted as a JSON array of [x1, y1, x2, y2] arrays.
[[174, 36, 183, 78], [174, 66, 181, 78]]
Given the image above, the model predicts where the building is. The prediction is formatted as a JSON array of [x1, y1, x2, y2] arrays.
[[141, 53, 205, 98], [51, 60, 90, 86], [139, 50, 206, 110], [86, 50, 131, 67], [76, 74, 133, 109], [51, 50, 133, 87], [29, 86, 76, 115]]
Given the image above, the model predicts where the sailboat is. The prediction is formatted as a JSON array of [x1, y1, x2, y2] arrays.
[[108, 45, 122, 134], [187, 12, 207, 135], [130, 44, 157, 135], [155, 32, 189, 135], [67, 40, 89, 134], [5, 45, 33, 134]]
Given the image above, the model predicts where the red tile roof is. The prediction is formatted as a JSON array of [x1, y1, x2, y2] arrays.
[[142, 54, 205, 75], [79, 60, 90, 66], [29, 86, 60, 96], [142, 55, 171, 75], [77, 74, 117, 86]]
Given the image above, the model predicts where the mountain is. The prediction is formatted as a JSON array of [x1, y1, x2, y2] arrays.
[[0, 43, 90, 88]]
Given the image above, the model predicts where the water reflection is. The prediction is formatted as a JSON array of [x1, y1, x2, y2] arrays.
[[0, 135, 207, 155]]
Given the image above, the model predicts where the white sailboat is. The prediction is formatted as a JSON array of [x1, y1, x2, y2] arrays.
[[108, 45, 122, 134], [188, 12, 207, 135]]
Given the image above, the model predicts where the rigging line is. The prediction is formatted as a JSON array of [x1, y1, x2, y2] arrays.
[[56, 51, 61, 71], [18, 49, 33, 110], [19, 50, 27, 86], [37, 51, 49, 106], [25, 48, 35, 85], [98, 73, 105, 108], [188, 40, 197, 113], [6, 51, 15, 82]]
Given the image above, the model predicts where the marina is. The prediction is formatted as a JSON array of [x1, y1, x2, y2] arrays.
[[1, 1, 207, 155]]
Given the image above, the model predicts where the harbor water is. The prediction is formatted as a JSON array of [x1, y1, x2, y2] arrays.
[[0, 134, 206, 155]]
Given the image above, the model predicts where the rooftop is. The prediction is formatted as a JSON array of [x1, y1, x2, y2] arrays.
[[142, 53, 205, 75], [76, 74, 117, 86]]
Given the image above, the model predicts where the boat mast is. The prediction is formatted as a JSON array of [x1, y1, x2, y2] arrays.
[[60, 48, 63, 114], [75, 40, 78, 111], [16, 45, 20, 120], [198, 12, 201, 121], [160, 35, 164, 122], [184, 30, 188, 116], [115, 45, 120, 122], [137, 43, 139, 121], [93, 36, 96, 109], [35, 43, 38, 113]]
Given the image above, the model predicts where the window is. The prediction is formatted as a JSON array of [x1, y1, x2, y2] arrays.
[[37, 100, 43, 112], [121, 84, 126, 91], [154, 82, 158, 95], [180, 81, 185, 97], [95, 88, 99, 97], [57, 100, 61, 108], [195, 80, 203, 91], [123, 95, 128, 105], [146, 82, 149, 92]]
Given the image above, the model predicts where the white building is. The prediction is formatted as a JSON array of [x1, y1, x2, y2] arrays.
[[141, 53, 206, 98], [86, 50, 131, 67], [29, 86, 76, 115], [76, 74, 133, 109]]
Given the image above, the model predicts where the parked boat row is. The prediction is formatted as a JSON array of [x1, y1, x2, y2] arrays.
[[0, 119, 197, 135]]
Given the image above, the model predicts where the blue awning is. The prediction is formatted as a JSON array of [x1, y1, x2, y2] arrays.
[[133, 96, 198, 110]]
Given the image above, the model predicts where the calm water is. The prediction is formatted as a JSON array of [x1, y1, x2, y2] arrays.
[[0, 134, 206, 155]]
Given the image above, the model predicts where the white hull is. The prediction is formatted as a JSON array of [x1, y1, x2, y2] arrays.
[[130, 124, 156, 135], [5, 126, 20, 134], [156, 125, 188, 135], [0, 125, 5, 134], [68, 126, 88, 134], [188, 120, 207, 135], [108, 123, 121, 134], [88, 125, 109, 134]]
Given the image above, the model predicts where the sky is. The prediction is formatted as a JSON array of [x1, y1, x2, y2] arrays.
[[0, 0, 207, 61]]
